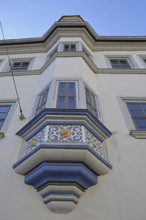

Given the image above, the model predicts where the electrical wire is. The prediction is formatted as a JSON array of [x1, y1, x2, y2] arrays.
[[0, 21, 25, 120]]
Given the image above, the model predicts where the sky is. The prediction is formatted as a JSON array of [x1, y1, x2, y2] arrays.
[[0, 0, 146, 40]]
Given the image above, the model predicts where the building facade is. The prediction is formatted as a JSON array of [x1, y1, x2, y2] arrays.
[[0, 16, 146, 219]]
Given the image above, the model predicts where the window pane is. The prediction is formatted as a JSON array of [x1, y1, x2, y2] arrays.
[[85, 87, 98, 117], [91, 93, 96, 107], [59, 83, 66, 96], [127, 103, 141, 110], [0, 105, 11, 130], [68, 83, 75, 96], [21, 62, 29, 67], [134, 119, 146, 130], [64, 45, 69, 51], [0, 105, 11, 113], [142, 104, 146, 111], [12, 62, 20, 67], [68, 97, 75, 108], [71, 44, 76, 51], [130, 110, 144, 117], [57, 97, 65, 108], [35, 87, 49, 115], [0, 121, 4, 129], [0, 113, 9, 119]]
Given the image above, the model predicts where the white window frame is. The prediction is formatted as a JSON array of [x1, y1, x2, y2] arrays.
[[84, 84, 100, 118], [105, 55, 137, 69], [3, 57, 35, 72], [0, 100, 17, 135], [54, 80, 79, 109], [118, 97, 146, 138], [58, 42, 80, 52], [32, 79, 101, 120], [32, 84, 50, 117], [138, 55, 146, 68], [46, 46, 58, 62]]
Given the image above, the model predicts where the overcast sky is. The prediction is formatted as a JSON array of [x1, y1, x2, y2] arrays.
[[0, 0, 145, 39]]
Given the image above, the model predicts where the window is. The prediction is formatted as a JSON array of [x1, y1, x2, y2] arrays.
[[33, 80, 100, 119], [127, 102, 146, 130], [57, 82, 76, 109], [85, 87, 98, 117], [0, 101, 16, 136], [110, 59, 131, 69], [0, 105, 11, 130], [140, 57, 146, 68], [35, 86, 49, 116], [46, 46, 58, 62], [10, 61, 30, 72], [63, 44, 76, 52]]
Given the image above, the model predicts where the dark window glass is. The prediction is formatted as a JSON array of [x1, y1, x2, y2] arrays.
[[127, 102, 146, 130], [57, 82, 76, 109], [0, 105, 11, 129], [110, 59, 131, 69], [63, 44, 76, 52], [10, 61, 29, 72], [85, 87, 98, 117], [35, 87, 49, 116]]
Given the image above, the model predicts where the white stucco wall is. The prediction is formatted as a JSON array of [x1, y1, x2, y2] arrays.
[[0, 38, 146, 220]]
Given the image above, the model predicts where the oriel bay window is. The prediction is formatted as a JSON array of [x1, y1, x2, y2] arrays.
[[34, 80, 100, 118]]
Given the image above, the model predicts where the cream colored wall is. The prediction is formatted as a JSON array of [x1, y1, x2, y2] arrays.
[[0, 46, 146, 220], [94, 50, 146, 68]]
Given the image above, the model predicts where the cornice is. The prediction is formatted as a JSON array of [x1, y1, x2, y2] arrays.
[[1, 53, 146, 77], [0, 16, 146, 54], [96, 68, 146, 75]]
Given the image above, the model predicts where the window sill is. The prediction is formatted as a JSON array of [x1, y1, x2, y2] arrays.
[[130, 130, 146, 139], [0, 132, 5, 139]]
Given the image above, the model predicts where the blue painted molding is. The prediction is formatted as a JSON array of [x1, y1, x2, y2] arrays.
[[42, 192, 80, 199], [13, 144, 112, 170], [16, 108, 112, 137], [25, 121, 104, 142], [25, 162, 97, 190]]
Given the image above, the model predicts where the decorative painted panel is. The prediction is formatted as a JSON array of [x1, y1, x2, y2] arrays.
[[25, 125, 105, 158]]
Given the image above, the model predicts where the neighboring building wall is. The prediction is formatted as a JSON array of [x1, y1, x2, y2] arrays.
[[0, 16, 146, 220]]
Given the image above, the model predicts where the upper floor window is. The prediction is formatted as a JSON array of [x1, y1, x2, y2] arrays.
[[63, 44, 76, 52], [106, 55, 137, 69], [3, 58, 34, 73], [0, 105, 11, 130], [0, 101, 16, 136], [138, 56, 146, 68], [127, 102, 146, 130], [57, 82, 76, 109], [85, 87, 98, 117], [34, 86, 49, 116], [10, 61, 30, 72], [110, 58, 131, 69], [33, 80, 100, 119], [46, 46, 58, 62], [46, 42, 93, 64]]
